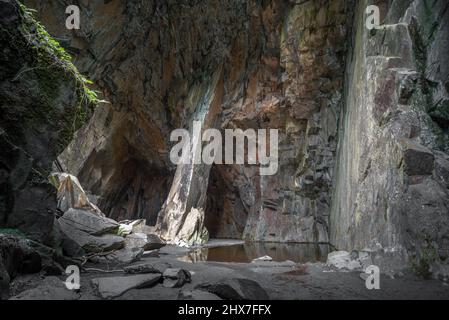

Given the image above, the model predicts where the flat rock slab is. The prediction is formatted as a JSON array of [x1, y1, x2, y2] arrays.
[[92, 274, 161, 299], [10, 276, 79, 300], [58, 217, 124, 256], [60, 208, 118, 235], [145, 234, 166, 250], [124, 262, 171, 274], [92, 247, 143, 266]]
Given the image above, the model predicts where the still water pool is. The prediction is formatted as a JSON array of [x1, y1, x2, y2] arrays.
[[178, 241, 329, 263]]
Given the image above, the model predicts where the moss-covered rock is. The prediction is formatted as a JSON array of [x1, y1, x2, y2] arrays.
[[0, 0, 97, 244]]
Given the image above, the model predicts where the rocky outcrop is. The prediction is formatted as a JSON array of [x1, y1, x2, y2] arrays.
[[331, 0, 449, 277], [0, 0, 97, 244]]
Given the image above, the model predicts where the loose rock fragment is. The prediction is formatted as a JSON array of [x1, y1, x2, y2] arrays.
[[163, 268, 192, 288]]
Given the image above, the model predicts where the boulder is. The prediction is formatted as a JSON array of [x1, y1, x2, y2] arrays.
[[92, 274, 161, 299], [9, 276, 79, 300], [49, 173, 103, 215], [196, 278, 269, 300], [124, 232, 166, 251], [145, 233, 166, 250], [58, 217, 124, 256], [124, 233, 147, 249], [142, 250, 160, 258], [399, 140, 435, 176], [59, 208, 119, 236], [162, 268, 191, 288]]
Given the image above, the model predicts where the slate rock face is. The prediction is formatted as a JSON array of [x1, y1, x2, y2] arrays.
[[330, 0, 449, 277], [91, 274, 161, 299], [57, 210, 124, 256], [59, 209, 118, 236]]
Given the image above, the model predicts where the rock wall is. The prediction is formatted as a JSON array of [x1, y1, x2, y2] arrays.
[[22, 0, 449, 276], [25, 0, 353, 244], [331, 0, 449, 277], [0, 0, 96, 244]]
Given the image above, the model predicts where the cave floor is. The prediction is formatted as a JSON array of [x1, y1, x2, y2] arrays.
[[9, 248, 449, 300]]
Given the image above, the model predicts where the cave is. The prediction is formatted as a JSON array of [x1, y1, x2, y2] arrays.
[[2, 0, 449, 302], [204, 165, 248, 239]]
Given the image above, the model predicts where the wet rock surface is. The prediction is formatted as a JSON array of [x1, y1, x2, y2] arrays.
[[124, 262, 171, 275], [4, 244, 449, 300]]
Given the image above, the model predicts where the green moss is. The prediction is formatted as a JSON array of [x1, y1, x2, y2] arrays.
[[12, 2, 103, 152], [16, 2, 99, 132]]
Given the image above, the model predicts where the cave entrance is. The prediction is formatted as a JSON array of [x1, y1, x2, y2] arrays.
[[99, 162, 172, 225], [204, 165, 248, 239], [76, 154, 173, 226]]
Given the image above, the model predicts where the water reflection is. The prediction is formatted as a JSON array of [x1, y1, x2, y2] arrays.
[[179, 242, 329, 263]]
